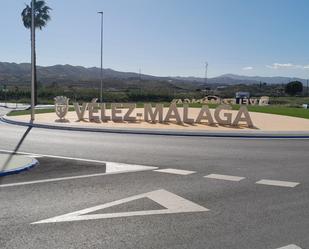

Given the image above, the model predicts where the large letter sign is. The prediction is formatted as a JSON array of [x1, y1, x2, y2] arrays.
[[183, 104, 194, 124], [144, 104, 164, 123], [123, 104, 136, 122], [214, 105, 232, 125], [164, 103, 182, 124], [232, 106, 254, 128], [66, 99, 255, 128], [100, 103, 111, 122], [88, 102, 100, 122], [196, 105, 214, 125], [73, 102, 88, 121], [111, 103, 123, 122]]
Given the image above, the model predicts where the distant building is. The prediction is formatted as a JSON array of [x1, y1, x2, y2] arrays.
[[235, 91, 250, 104], [216, 86, 227, 90]]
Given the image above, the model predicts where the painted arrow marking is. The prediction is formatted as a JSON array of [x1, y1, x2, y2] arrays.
[[276, 245, 302, 249], [32, 189, 209, 224]]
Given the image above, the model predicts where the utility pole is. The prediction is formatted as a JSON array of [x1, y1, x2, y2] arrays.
[[98, 11, 103, 103], [307, 79, 309, 97], [205, 62, 208, 85], [31, 0, 35, 121], [3, 85, 7, 107], [139, 68, 141, 81]]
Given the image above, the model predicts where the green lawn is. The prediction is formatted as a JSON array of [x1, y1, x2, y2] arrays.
[[246, 105, 309, 119], [7, 104, 309, 119], [7, 107, 74, 116]]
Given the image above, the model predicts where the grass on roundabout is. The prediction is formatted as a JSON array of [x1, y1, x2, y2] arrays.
[[6, 103, 309, 120]]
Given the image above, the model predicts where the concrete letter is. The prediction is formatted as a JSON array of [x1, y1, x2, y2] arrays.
[[100, 103, 110, 122], [232, 106, 254, 128], [183, 104, 194, 124], [195, 105, 214, 125], [123, 103, 136, 122], [111, 103, 123, 122], [88, 103, 100, 122], [259, 96, 269, 106], [164, 103, 182, 124], [73, 102, 88, 121], [214, 105, 232, 125], [249, 98, 258, 105], [242, 98, 249, 105], [144, 104, 163, 122]]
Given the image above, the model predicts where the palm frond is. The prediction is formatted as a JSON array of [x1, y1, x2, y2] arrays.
[[21, 0, 52, 30]]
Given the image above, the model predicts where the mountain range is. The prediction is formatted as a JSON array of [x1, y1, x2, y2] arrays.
[[0, 62, 307, 86]]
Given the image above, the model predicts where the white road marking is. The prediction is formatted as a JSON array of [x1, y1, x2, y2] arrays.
[[276, 245, 302, 249], [0, 149, 158, 188], [256, 179, 299, 188], [32, 189, 209, 224], [0, 158, 157, 188], [0, 149, 118, 164], [154, 168, 196, 175], [0, 164, 157, 188], [28, 155, 45, 158], [204, 174, 245, 182]]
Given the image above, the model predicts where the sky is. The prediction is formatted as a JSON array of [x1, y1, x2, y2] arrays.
[[1, 0, 309, 78]]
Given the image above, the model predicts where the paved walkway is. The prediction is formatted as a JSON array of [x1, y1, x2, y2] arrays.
[[0, 153, 38, 176], [7, 107, 309, 131]]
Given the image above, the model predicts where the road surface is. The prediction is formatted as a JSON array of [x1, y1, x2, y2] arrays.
[[0, 107, 308, 249]]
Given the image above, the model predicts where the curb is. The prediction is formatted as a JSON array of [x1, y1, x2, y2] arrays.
[[2, 115, 309, 139], [0, 157, 39, 177]]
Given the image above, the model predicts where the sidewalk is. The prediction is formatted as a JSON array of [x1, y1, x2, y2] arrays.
[[0, 102, 29, 109], [0, 103, 54, 110], [0, 153, 38, 176]]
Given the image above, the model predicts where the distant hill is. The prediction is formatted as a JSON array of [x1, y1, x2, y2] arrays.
[[0, 62, 163, 85], [0, 62, 307, 86], [217, 74, 307, 85], [173, 74, 308, 85]]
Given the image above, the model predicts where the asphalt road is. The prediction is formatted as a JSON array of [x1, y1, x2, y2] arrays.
[[0, 107, 308, 249]]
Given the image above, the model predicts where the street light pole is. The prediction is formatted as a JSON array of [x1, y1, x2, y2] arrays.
[[98, 11, 103, 103], [31, 0, 35, 121], [205, 62, 208, 86]]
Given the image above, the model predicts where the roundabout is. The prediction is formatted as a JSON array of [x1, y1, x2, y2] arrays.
[[3, 104, 309, 138]]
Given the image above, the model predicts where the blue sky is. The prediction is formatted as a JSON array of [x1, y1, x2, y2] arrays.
[[1, 0, 309, 78]]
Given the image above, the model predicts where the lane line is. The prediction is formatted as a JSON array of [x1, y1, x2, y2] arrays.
[[0, 149, 112, 164], [32, 189, 209, 224], [204, 174, 245, 182], [154, 168, 196, 175], [256, 179, 299, 188], [0, 149, 158, 172], [276, 245, 302, 249], [0, 149, 158, 188], [0, 165, 157, 188], [28, 155, 45, 158]]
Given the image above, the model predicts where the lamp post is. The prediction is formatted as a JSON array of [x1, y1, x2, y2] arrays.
[[98, 11, 103, 103], [31, 0, 35, 121]]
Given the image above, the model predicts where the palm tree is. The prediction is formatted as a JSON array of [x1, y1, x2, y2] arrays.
[[21, 0, 51, 105]]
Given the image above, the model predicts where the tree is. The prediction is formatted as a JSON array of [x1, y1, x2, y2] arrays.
[[285, 81, 303, 96], [21, 0, 51, 105]]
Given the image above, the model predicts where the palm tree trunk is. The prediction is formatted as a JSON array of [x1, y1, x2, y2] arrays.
[[34, 47, 38, 106], [30, 28, 38, 106]]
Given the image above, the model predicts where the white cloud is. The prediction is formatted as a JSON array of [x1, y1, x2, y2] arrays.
[[266, 63, 294, 69], [267, 63, 309, 70], [242, 66, 253, 70]]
